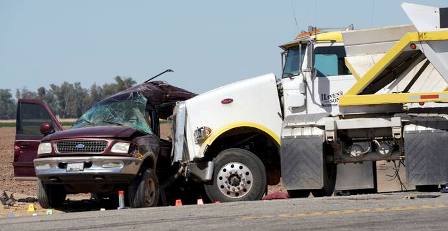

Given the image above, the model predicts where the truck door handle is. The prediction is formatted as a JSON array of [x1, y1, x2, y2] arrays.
[[19, 145, 29, 149]]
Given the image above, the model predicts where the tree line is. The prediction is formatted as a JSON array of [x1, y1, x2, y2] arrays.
[[0, 76, 136, 119]]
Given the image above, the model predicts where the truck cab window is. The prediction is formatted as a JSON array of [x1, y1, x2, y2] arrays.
[[314, 46, 350, 77], [282, 45, 306, 78]]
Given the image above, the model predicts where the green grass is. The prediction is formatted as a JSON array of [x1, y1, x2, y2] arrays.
[[0, 121, 75, 128], [0, 122, 16, 128]]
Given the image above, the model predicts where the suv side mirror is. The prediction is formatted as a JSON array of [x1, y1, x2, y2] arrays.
[[40, 122, 55, 136]]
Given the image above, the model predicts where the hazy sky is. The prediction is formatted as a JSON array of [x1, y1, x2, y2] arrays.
[[1, 0, 447, 94]]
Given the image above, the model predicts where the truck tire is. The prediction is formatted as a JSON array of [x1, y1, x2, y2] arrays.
[[129, 169, 159, 208], [287, 190, 310, 198], [415, 185, 439, 192], [204, 148, 266, 202], [311, 163, 336, 197], [37, 180, 66, 209]]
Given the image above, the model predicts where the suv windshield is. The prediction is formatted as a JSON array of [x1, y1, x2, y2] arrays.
[[73, 93, 152, 134], [282, 45, 306, 78]]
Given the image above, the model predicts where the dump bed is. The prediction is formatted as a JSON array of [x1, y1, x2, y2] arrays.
[[339, 3, 448, 107]]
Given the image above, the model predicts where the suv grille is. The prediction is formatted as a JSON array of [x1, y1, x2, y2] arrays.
[[57, 140, 108, 153]]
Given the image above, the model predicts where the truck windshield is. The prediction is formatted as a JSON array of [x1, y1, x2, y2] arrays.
[[282, 45, 306, 78], [72, 94, 152, 134]]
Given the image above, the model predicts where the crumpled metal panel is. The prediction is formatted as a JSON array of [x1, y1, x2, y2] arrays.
[[101, 81, 196, 119], [171, 102, 189, 163], [280, 136, 324, 190]]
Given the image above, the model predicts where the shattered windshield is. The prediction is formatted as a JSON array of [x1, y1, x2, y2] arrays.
[[73, 93, 152, 134]]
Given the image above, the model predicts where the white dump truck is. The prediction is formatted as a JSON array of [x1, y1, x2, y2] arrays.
[[172, 2, 448, 202]]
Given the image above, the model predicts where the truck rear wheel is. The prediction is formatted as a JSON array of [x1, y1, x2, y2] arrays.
[[415, 185, 439, 192], [37, 179, 66, 209], [204, 148, 266, 202], [129, 169, 159, 208], [287, 190, 310, 198], [311, 163, 337, 197]]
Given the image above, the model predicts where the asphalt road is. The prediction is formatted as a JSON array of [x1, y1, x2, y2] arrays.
[[1, 192, 447, 231]]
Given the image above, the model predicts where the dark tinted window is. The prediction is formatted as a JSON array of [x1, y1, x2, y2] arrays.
[[17, 103, 53, 137], [314, 46, 350, 77]]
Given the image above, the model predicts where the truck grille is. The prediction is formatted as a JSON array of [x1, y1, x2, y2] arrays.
[[57, 140, 108, 153]]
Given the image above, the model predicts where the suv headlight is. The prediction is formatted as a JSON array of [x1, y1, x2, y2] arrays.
[[111, 142, 130, 153], [37, 142, 52, 155]]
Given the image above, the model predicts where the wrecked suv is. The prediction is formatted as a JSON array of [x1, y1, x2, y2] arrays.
[[17, 81, 194, 208]]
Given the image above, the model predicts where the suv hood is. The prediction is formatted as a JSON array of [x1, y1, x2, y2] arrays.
[[42, 126, 141, 141]]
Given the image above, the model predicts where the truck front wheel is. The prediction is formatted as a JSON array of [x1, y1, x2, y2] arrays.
[[204, 148, 266, 202]]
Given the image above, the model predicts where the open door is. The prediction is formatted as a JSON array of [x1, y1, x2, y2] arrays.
[[13, 99, 62, 179]]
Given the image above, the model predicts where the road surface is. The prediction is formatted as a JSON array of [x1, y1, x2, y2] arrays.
[[0, 192, 447, 231]]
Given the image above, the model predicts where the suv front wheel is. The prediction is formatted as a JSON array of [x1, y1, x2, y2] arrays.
[[128, 169, 159, 208], [37, 179, 66, 209]]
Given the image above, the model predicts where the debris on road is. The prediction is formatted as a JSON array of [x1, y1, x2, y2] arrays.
[[440, 185, 448, 193], [262, 191, 289, 200], [17, 197, 38, 203], [27, 204, 36, 212], [404, 194, 440, 200], [1, 191, 16, 206]]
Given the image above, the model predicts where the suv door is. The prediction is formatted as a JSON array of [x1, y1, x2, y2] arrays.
[[13, 99, 62, 179]]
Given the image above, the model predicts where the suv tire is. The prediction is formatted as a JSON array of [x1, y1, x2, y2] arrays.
[[37, 179, 66, 209], [129, 169, 159, 208]]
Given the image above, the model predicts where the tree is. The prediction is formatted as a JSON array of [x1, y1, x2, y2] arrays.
[[16, 87, 38, 99], [0, 89, 16, 119], [0, 76, 137, 119]]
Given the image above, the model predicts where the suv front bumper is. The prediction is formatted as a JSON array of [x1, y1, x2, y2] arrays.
[[34, 156, 142, 184]]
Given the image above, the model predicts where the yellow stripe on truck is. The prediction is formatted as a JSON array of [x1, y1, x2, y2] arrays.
[[203, 122, 281, 146]]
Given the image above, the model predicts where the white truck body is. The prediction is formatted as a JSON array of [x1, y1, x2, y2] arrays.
[[172, 2, 448, 202]]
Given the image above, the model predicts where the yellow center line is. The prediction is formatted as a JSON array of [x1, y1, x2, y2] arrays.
[[240, 204, 448, 221]]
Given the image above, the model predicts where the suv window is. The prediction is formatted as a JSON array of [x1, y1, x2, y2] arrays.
[[17, 103, 53, 137], [314, 46, 350, 77]]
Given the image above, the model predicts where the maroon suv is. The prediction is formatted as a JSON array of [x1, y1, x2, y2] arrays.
[[14, 81, 194, 208]]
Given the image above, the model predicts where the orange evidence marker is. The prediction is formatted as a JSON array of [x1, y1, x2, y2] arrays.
[[175, 199, 183, 206]]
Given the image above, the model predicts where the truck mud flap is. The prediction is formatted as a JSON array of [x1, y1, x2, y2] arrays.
[[280, 136, 324, 190], [405, 128, 448, 186], [335, 162, 376, 191]]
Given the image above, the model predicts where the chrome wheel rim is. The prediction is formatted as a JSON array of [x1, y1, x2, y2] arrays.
[[216, 162, 253, 199]]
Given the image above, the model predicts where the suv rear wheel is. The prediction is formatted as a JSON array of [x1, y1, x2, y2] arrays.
[[37, 179, 66, 209]]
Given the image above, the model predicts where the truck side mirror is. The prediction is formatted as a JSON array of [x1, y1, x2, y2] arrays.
[[40, 122, 55, 136]]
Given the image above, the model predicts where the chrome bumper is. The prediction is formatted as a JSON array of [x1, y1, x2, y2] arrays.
[[34, 156, 142, 183]]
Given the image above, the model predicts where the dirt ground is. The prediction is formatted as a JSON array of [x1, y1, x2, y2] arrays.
[[0, 127, 41, 217], [0, 128, 37, 195]]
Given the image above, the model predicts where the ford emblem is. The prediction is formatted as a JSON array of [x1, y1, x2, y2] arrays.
[[75, 143, 85, 149]]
